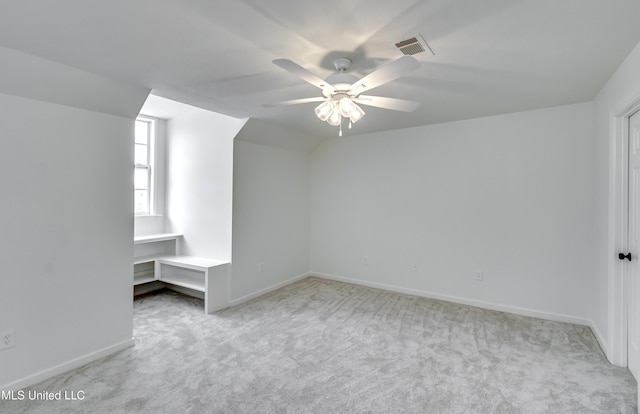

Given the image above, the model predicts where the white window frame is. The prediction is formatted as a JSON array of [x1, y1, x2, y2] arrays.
[[134, 115, 161, 216]]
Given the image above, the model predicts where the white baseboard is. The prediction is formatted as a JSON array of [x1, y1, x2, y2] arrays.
[[311, 272, 590, 326], [588, 321, 610, 359], [228, 272, 310, 307], [0, 338, 135, 392]]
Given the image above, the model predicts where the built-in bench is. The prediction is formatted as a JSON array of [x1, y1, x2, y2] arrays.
[[133, 233, 229, 313]]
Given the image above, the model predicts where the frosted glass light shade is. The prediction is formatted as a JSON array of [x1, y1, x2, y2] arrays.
[[314, 100, 335, 121], [327, 108, 342, 126], [349, 104, 365, 123], [339, 97, 357, 117], [315, 96, 365, 129]]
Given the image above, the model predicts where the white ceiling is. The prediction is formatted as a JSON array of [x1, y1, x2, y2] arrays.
[[1, 0, 639, 141]]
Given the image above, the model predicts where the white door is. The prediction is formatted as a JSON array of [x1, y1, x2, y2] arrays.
[[628, 109, 640, 381]]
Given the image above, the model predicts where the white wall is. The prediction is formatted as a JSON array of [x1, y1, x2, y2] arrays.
[[0, 91, 147, 389], [592, 40, 640, 361], [0, 47, 148, 390], [311, 103, 595, 323], [166, 109, 247, 260], [231, 139, 310, 301]]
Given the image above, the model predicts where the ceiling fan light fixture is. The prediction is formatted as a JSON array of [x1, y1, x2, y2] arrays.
[[314, 100, 335, 121], [317, 96, 365, 130]]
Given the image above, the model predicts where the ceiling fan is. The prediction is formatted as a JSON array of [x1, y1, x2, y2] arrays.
[[263, 56, 421, 135]]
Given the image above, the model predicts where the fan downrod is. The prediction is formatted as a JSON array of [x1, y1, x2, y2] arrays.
[[333, 58, 352, 73]]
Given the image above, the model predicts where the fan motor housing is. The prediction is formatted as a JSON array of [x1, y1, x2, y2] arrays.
[[323, 73, 359, 97]]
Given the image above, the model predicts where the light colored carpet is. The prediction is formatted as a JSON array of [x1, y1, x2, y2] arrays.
[[2, 277, 636, 413]]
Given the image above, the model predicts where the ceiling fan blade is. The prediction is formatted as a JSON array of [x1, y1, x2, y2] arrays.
[[354, 95, 420, 112], [273, 59, 334, 93], [350, 56, 420, 95], [262, 97, 327, 107]]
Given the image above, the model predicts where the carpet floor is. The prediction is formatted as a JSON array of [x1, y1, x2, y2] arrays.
[[2, 277, 637, 413]]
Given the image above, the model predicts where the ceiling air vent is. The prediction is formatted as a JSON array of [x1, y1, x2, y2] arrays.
[[394, 34, 434, 56]]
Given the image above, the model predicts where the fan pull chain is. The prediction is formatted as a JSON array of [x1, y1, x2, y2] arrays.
[[338, 122, 343, 137], [349, 120, 353, 129]]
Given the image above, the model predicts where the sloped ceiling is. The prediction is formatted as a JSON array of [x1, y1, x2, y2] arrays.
[[1, 0, 639, 144]]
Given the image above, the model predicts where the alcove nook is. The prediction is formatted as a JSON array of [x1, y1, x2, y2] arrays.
[[133, 95, 247, 312]]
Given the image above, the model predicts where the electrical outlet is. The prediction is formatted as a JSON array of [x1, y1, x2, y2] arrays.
[[0, 330, 15, 350], [362, 256, 369, 265], [474, 271, 484, 282], [412, 263, 419, 272], [259, 263, 264, 273]]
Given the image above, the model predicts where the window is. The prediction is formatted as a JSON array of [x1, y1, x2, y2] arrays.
[[134, 116, 156, 215]]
